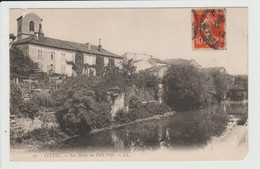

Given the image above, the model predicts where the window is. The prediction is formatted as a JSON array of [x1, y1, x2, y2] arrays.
[[29, 21, 34, 31], [61, 53, 65, 61], [50, 64, 55, 71], [104, 57, 109, 66], [38, 49, 42, 59], [51, 52, 55, 60], [72, 54, 75, 62], [61, 64, 66, 74], [86, 55, 96, 65], [92, 55, 96, 65]]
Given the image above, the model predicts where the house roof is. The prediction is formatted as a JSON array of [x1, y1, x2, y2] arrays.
[[148, 65, 169, 72], [202, 67, 227, 74], [150, 58, 167, 64], [163, 58, 201, 67], [13, 36, 122, 59]]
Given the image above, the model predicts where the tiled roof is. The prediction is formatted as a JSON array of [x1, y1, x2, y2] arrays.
[[13, 36, 122, 59], [148, 65, 169, 72], [150, 58, 167, 64], [133, 60, 143, 63], [201, 67, 226, 74]]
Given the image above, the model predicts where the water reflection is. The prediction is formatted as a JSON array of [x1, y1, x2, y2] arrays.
[[57, 102, 247, 151]]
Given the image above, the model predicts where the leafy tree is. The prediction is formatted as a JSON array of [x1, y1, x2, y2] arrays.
[[54, 75, 112, 136], [162, 64, 215, 111], [211, 71, 231, 102], [10, 46, 39, 78]]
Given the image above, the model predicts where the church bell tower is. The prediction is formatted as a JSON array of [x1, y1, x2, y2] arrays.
[[17, 12, 44, 40]]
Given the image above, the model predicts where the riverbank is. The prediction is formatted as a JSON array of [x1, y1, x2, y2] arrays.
[[201, 115, 248, 160], [56, 111, 176, 145], [10, 111, 176, 152]]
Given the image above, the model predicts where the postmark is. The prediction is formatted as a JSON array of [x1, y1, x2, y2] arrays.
[[192, 8, 226, 50]]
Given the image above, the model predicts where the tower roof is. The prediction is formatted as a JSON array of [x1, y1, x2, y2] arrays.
[[16, 12, 43, 21]]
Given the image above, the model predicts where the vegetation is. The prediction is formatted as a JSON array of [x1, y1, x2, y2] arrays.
[[210, 71, 232, 102], [10, 81, 23, 115], [237, 113, 248, 125], [228, 75, 248, 101], [10, 46, 242, 149], [10, 81, 40, 118], [114, 96, 171, 124], [163, 64, 216, 111], [53, 75, 112, 136], [53, 62, 164, 136], [10, 46, 39, 78]]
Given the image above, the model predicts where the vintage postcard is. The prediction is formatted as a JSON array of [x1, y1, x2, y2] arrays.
[[8, 7, 248, 162]]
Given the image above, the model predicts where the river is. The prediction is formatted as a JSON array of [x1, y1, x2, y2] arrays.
[[55, 102, 248, 152]]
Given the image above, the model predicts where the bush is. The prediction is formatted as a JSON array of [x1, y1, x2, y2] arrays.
[[21, 126, 65, 143], [20, 100, 40, 119], [31, 91, 53, 109], [228, 91, 247, 101], [114, 109, 130, 123], [10, 81, 23, 115], [114, 96, 172, 124], [237, 113, 248, 125], [163, 64, 215, 111], [10, 81, 40, 118]]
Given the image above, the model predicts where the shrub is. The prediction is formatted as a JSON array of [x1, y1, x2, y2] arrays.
[[10, 81, 40, 118], [114, 109, 130, 123], [21, 126, 65, 143], [20, 100, 40, 119], [114, 96, 172, 124], [10, 81, 23, 115], [228, 91, 247, 101], [237, 113, 248, 125], [31, 91, 53, 109]]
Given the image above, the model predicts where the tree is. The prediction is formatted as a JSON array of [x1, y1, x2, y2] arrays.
[[54, 75, 112, 136], [162, 64, 215, 111], [9, 33, 16, 47], [211, 71, 231, 102], [10, 46, 39, 78]]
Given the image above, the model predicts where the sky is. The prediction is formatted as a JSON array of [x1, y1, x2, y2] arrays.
[[9, 8, 248, 75]]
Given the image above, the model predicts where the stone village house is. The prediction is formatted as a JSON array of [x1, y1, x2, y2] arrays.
[[12, 13, 123, 78]]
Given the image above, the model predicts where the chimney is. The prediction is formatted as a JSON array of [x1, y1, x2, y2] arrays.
[[38, 24, 44, 39], [86, 43, 91, 50], [98, 39, 102, 51]]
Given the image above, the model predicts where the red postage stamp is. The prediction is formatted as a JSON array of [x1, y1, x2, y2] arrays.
[[192, 9, 226, 50]]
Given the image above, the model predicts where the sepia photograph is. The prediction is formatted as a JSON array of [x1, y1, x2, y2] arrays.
[[8, 7, 248, 161]]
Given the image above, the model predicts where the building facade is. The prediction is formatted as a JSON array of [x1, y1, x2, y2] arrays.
[[12, 13, 123, 77]]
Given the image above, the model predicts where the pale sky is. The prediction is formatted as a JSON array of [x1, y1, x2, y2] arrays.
[[9, 8, 248, 75]]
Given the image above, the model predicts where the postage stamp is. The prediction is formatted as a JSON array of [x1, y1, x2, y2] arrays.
[[192, 9, 226, 50]]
